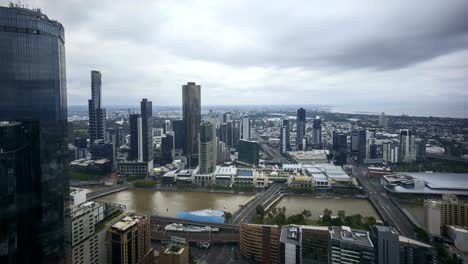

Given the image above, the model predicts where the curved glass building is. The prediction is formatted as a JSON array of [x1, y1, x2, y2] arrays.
[[0, 5, 68, 263]]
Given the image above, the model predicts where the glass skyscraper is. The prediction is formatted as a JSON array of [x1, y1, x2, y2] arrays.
[[182, 82, 201, 168], [296, 108, 306, 150], [140, 98, 153, 162], [0, 5, 69, 263], [88, 70, 106, 144]]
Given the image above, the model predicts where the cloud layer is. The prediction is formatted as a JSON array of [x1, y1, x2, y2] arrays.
[[3, 0, 467, 115]]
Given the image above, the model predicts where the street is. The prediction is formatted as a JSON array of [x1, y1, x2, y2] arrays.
[[353, 166, 417, 239]]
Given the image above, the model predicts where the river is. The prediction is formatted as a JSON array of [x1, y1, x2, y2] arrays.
[[94, 189, 380, 220], [272, 195, 381, 219], [94, 189, 254, 217]]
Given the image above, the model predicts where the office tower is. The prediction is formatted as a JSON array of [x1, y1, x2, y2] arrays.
[[226, 121, 233, 148], [108, 213, 153, 264], [279, 225, 329, 264], [217, 139, 230, 164], [399, 236, 433, 264], [379, 112, 388, 127], [296, 108, 306, 150], [90, 141, 115, 162], [172, 119, 185, 151], [415, 138, 426, 161], [238, 139, 260, 166], [71, 201, 115, 264], [280, 125, 287, 154], [357, 129, 367, 164], [182, 82, 201, 168], [140, 99, 153, 162], [399, 129, 416, 163], [329, 226, 376, 264], [129, 114, 141, 161], [282, 119, 291, 151], [370, 226, 400, 264], [161, 132, 175, 165], [332, 132, 348, 165], [232, 120, 241, 149], [240, 224, 280, 264], [312, 116, 322, 146], [242, 117, 251, 140], [164, 119, 172, 134], [0, 6, 69, 262], [75, 137, 88, 159], [424, 194, 468, 236], [88, 71, 106, 144], [198, 122, 217, 174], [115, 127, 125, 148], [223, 112, 232, 123], [383, 140, 400, 164], [219, 122, 228, 143], [350, 130, 359, 153]]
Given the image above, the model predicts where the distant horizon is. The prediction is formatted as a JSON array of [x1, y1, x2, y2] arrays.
[[68, 102, 468, 119]]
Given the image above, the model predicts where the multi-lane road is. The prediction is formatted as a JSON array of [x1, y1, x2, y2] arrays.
[[353, 166, 416, 239]]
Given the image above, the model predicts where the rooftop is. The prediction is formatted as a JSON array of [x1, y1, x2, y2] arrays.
[[330, 226, 373, 248], [111, 214, 147, 232]]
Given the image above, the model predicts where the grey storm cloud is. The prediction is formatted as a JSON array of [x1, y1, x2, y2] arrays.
[[2, 0, 467, 116]]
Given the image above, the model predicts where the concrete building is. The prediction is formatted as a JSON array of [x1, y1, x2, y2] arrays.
[[329, 226, 376, 264], [281, 119, 291, 152], [288, 150, 329, 164], [280, 225, 329, 264], [198, 122, 217, 174], [297, 108, 306, 151], [182, 82, 201, 168], [117, 161, 153, 177], [424, 194, 468, 236], [424, 200, 442, 236], [383, 140, 399, 164], [447, 225, 468, 253], [108, 213, 153, 264], [398, 236, 433, 264], [240, 224, 280, 264], [71, 201, 105, 264]]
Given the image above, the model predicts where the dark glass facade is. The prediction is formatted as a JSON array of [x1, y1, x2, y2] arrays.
[[238, 139, 260, 166], [0, 6, 69, 263], [88, 71, 106, 144], [182, 82, 201, 168], [0, 122, 41, 263], [140, 99, 153, 162], [296, 108, 306, 150], [172, 119, 185, 150], [129, 113, 141, 161]]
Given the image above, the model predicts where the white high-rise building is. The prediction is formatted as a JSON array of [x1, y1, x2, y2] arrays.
[[379, 112, 388, 127], [198, 122, 217, 174], [137, 116, 143, 162], [399, 129, 416, 163], [241, 117, 251, 140]]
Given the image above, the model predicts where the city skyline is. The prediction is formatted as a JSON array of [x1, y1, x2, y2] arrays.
[[1, 0, 466, 116]]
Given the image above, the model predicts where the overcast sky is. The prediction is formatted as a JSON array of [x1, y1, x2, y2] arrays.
[[3, 0, 468, 114]]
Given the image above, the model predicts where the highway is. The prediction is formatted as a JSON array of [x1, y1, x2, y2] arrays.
[[252, 129, 295, 164], [229, 183, 284, 224], [353, 167, 416, 239]]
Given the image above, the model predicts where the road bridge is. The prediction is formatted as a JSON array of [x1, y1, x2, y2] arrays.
[[353, 167, 416, 239], [86, 183, 130, 200], [229, 182, 284, 224]]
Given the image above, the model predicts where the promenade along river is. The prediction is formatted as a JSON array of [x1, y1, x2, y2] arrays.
[[95, 189, 380, 220]]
